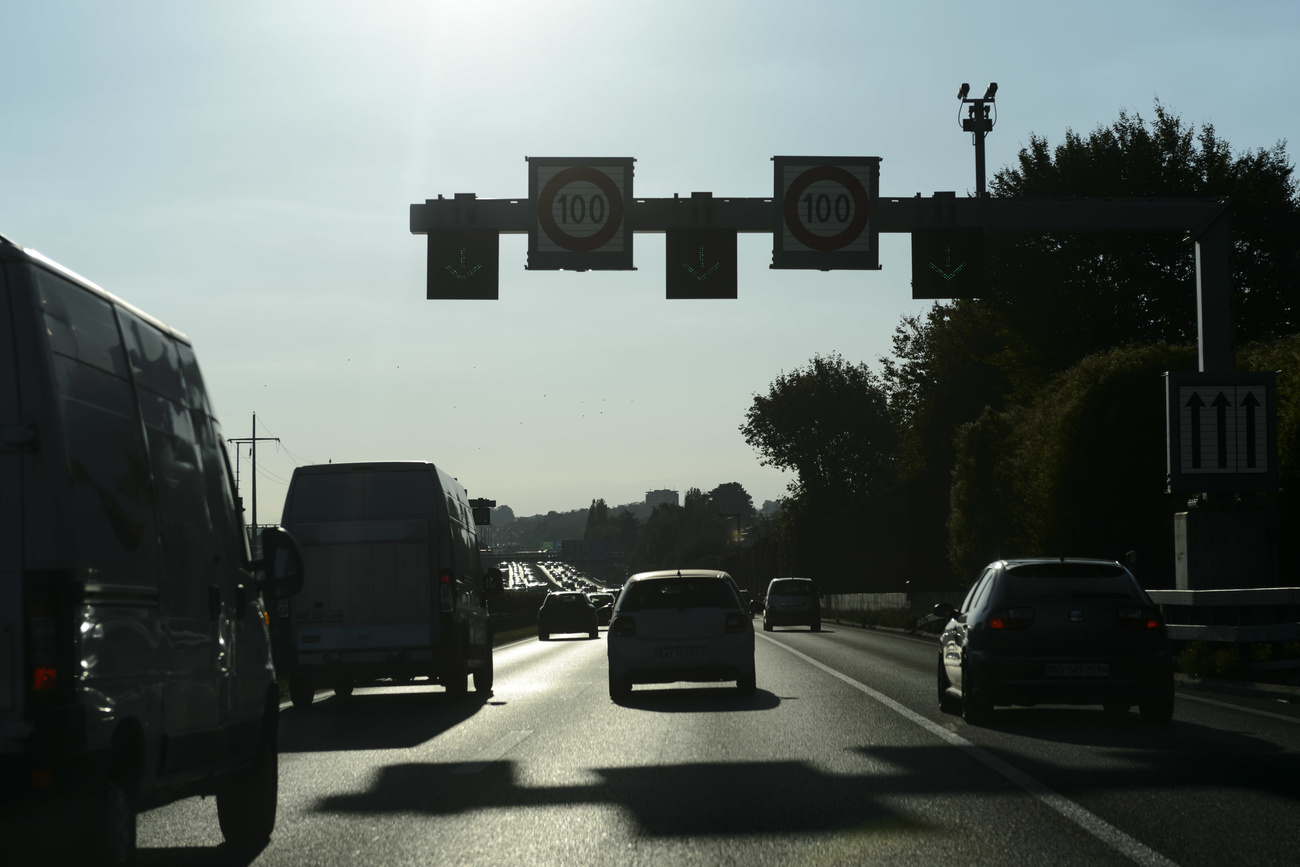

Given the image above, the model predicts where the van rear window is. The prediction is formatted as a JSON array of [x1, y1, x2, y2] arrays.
[[288, 470, 437, 522]]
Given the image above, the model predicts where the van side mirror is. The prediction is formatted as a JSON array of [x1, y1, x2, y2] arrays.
[[256, 526, 305, 598], [484, 567, 504, 597]]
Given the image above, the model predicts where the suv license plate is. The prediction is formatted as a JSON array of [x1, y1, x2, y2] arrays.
[[1045, 663, 1109, 677], [658, 647, 703, 660]]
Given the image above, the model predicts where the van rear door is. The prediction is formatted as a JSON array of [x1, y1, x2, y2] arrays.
[[0, 259, 22, 726]]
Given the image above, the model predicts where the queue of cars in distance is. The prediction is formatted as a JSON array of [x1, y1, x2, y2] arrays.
[[607, 569, 756, 701], [933, 558, 1175, 725]]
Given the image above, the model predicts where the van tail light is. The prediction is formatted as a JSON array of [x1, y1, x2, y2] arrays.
[[439, 568, 455, 612], [725, 612, 748, 633], [1118, 608, 1163, 630], [987, 608, 1034, 630], [27, 600, 59, 694], [610, 615, 636, 638]]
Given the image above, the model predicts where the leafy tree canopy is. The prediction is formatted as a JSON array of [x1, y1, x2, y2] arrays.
[[708, 482, 756, 526], [740, 352, 898, 515]]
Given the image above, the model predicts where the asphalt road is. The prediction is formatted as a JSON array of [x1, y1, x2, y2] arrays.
[[131, 621, 1300, 867]]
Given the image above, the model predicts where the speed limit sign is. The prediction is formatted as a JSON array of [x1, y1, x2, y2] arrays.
[[528, 157, 635, 270], [772, 156, 880, 270]]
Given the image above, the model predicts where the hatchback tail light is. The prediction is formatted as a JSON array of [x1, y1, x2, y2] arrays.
[[27, 597, 59, 695], [987, 608, 1034, 630], [1118, 608, 1163, 630], [725, 612, 749, 633], [610, 615, 636, 638]]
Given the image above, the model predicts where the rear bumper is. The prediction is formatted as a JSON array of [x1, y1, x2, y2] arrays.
[[608, 633, 755, 684], [970, 650, 1174, 707], [764, 609, 819, 626]]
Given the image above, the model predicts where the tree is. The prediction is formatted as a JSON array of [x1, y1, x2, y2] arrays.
[[630, 489, 729, 570], [740, 352, 898, 517], [986, 102, 1298, 376], [708, 482, 756, 527]]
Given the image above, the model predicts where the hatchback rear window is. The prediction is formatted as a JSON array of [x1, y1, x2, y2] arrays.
[[1004, 563, 1137, 600], [620, 578, 739, 611], [770, 580, 814, 596]]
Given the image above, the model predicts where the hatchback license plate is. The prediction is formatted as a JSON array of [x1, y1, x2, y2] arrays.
[[658, 646, 703, 660], [1045, 663, 1109, 677]]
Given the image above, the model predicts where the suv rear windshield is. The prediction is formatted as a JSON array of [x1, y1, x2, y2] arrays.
[[770, 580, 814, 596], [1004, 563, 1137, 600], [288, 469, 438, 521], [619, 577, 739, 612]]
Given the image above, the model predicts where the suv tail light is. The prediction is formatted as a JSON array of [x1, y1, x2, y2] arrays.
[[1118, 608, 1163, 630], [27, 598, 58, 694], [987, 608, 1034, 630], [610, 615, 636, 638], [725, 612, 748, 633]]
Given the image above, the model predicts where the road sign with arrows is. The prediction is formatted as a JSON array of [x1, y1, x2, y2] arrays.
[[665, 228, 737, 299], [1166, 371, 1278, 493], [910, 227, 983, 299], [427, 229, 499, 300]]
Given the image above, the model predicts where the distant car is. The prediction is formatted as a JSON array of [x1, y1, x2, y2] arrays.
[[538, 591, 599, 640], [607, 569, 756, 700], [763, 577, 821, 631], [934, 558, 1175, 725], [588, 592, 616, 625]]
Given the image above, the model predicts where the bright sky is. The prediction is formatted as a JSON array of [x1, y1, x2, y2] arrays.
[[5, 0, 1297, 523]]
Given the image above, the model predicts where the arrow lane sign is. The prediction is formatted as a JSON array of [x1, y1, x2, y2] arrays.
[[445, 246, 482, 282], [1186, 391, 1204, 469], [1212, 392, 1230, 469], [928, 244, 966, 281], [1242, 390, 1259, 469], [682, 245, 721, 281]]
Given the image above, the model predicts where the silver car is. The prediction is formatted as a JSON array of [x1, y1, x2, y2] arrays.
[[607, 570, 756, 701]]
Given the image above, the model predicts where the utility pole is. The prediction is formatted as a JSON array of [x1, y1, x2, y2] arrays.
[[957, 82, 997, 196], [227, 412, 280, 552]]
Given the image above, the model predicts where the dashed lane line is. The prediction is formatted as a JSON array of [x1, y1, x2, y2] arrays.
[[759, 633, 1180, 867]]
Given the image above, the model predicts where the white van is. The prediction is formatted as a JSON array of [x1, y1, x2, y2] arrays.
[[0, 233, 304, 863], [279, 462, 501, 705]]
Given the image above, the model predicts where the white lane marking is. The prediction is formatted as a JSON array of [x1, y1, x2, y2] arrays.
[[759, 634, 1180, 867], [453, 730, 533, 775], [1178, 692, 1300, 724]]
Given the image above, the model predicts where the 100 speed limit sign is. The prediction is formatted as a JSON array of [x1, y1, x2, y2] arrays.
[[528, 157, 635, 270], [772, 156, 881, 270]]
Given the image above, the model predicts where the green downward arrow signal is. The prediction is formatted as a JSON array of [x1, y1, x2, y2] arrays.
[[928, 245, 966, 281], [682, 245, 722, 281], [445, 247, 483, 282]]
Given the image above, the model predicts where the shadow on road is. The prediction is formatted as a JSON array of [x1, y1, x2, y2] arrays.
[[278, 689, 489, 753], [614, 685, 781, 712]]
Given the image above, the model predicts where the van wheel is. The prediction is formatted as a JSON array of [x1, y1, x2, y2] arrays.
[[80, 775, 136, 866], [444, 644, 469, 699], [289, 673, 313, 709], [217, 724, 277, 854], [473, 651, 494, 694]]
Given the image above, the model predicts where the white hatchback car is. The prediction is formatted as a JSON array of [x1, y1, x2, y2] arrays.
[[607, 569, 756, 701]]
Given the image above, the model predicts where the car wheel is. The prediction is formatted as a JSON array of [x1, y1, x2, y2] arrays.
[[473, 650, 494, 693], [762, 620, 772, 632], [960, 661, 991, 725], [1103, 702, 1131, 719], [217, 722, 277, 855], [608, 672, 632, 703], [811, 619, 821, 632], [333, 680, 353, 699], [1139, 680, 1175, 726], [538, 631, 549, 641], [736, 670, 757, 696], [289, 672, 314, 709], [937, 658, 961, 714]]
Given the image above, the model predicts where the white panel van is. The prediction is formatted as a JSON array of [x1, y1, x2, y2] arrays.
[[279, 462, 501, 705], [0, 233, 304, 863]]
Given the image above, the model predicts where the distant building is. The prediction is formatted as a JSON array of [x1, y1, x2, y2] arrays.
[[645, 489, 679, 509]]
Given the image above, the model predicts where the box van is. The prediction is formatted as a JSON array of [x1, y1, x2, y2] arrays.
[[279, 462, 501, 706], [0, 233, 304, 862]]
